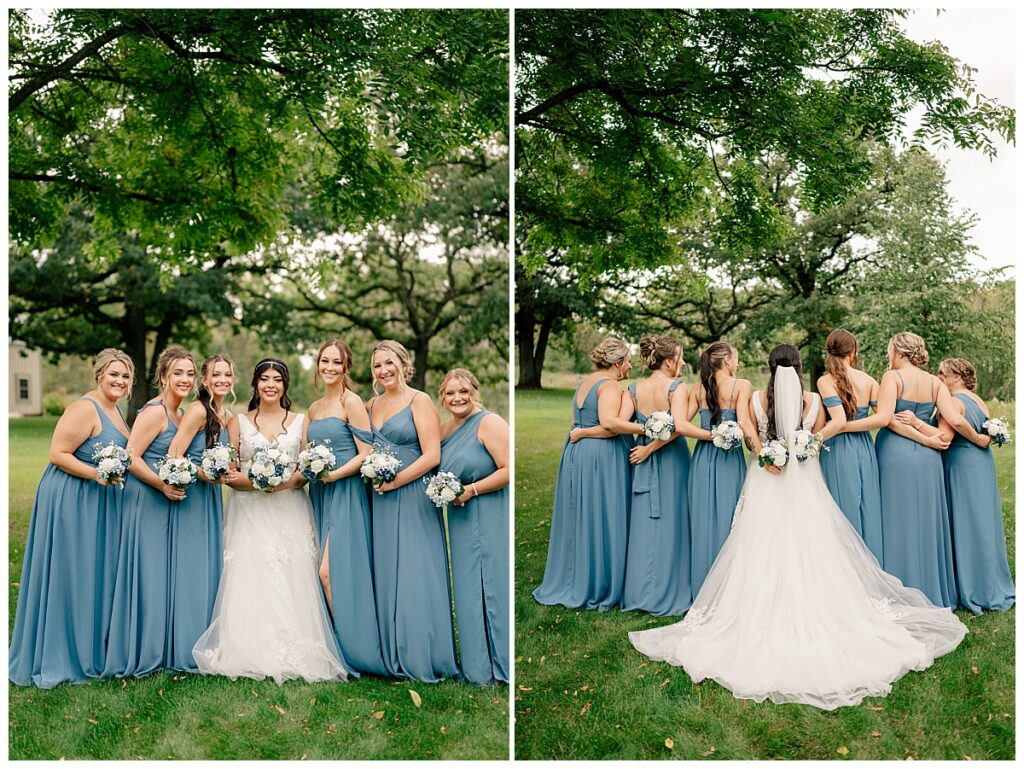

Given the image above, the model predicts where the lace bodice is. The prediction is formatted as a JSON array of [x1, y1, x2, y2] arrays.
[[751, 391, 820, 441], [237, 412, 304, 470]]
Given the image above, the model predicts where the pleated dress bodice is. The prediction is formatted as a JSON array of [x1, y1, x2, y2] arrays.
[[441, 410, 509, 685]]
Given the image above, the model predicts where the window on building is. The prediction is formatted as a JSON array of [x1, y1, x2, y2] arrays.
[[17, 376, 30, 401]]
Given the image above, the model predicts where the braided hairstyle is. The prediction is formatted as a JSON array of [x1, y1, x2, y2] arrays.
[[765, 344, 804, 441], [939, 358, 977, 391], [825, 329, 858, 420], [248, 358, 292, 435], [198, 354, 235, 449], [639, 334, 681, 371], [698, 341, 735, 426]]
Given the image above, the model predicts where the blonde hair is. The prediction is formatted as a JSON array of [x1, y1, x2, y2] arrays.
[[589, 337, 631, 370], [437, 368, 484, 410], [370, 340, 415, 395], [93, 348, 135, 399], [889, 332, 929, 367], [939, 358, 977, 391], [639, 334, 680, 371], [152, 345, 197, 391]]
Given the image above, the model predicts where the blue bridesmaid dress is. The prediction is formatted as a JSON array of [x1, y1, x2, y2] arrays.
[[9, 398, 128, 688], [533, 378, 631, 611], [875, 375, 956, 608], [943, 393, 1015, 614], [165, 425, 226, 672], [369, 397, 458, 681], [440, 410, 509, 685], [819, 396, 884, 562], [621, 380, 693, 616], [688, 381, 746, 596], [103, 401, 178, 677], [307, 416, 387, 676]]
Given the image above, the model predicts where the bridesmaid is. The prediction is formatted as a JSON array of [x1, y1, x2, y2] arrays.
[[621, 334, 711, 616], [104, 345, 196, 677], [816, 329, 884, 561], [9, 349, 134, 687], [305, 340, 386, 676], [533, 337, 642, 611], [164, 354, 235, 672], [899, 358, 1014, 614], [438, 368, 510, 685], [688, 341, 752, 596], [367, 340, 458, 681]]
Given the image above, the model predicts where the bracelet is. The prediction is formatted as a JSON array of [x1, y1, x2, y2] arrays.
[[471, 482, 479, 497]]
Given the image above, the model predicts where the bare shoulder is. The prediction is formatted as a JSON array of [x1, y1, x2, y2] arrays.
[[480, 411, 509, 432], [734, 378, 752, 392]]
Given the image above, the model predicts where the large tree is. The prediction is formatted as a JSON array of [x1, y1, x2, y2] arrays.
[[516, 9, 1013, 276]]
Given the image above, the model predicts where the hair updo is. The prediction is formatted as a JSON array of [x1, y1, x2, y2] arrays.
[[93, 348, 135, 395], [889, 332, 929, 367], [370, 340, 415, 395], [639, 334, 681, 371], [765, 343, 804, 441], [152, 345, 196, 391], [939, 358, 977, 391], [589, 337, 631, 369], [437, 368, 484, 410]]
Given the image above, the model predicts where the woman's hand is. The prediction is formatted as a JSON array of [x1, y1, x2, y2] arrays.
[[927, 434, 952, 450], [162, 483, 186, 501], [453, 486, 475, 507], [764, 464, 783, 476], [973, 433, 993, 449], [629, 444, 653, 464], [893, 410, 923, 429], [374, 480, 397, 495], [569, 428, 585, 443]]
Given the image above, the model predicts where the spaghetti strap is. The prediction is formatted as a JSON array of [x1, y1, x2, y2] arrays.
[[697, 381, 705, 409], [895, 372, 905, 398], [628, 381, 638, 406], [728, 377, 738, 407], [929, 377, 935, 403]]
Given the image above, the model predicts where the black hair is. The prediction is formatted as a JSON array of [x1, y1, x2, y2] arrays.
[[248, 358, 292, 434], [765, 344, 803, 441]]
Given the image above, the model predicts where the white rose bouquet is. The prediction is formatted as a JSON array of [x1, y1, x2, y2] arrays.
[[758, 439, 789, 469], [792, 430, 828, 462], [360, 443, 402, 488], [298, 440, 337, 482], [247, 444, 297, 492], [643, 411, 674, 441], [711, 420, 744, 451], [92, 442, 132, 487], [200, 442, 236, 481], [157, 455, 199, 489], [424, 471, 465, 512], [982, 418, 1011, 447]]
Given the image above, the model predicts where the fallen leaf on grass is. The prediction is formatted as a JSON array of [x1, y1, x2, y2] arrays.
[[660, 678, 671, 689], [371, 711, 385, 720], [971, 666, 980, 675], [440, 726, 448, 736], [664, 738, 674, 750], [701, 746, 716, 757], [300, 754, 307, 760], [836, 746, 849, 756], [871, 731, 881, 738], [87, 719, 98, 725], [158, 689, 163, 697], [865, 705, 883, 712], [409, 690, 422, 708], [121, 680, 126, 690], [518, 685, 533, 692], [309, 697, 317, 706], [580, 702, 592, 715], [274, 705, 286, 716]]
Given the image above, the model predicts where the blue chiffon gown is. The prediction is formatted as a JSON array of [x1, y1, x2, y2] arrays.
[[819, 396, 884, 562], [533, 378, 631, 611], [943, 394, 1015, 614], [621, 380, 693, 616], [165, 426, 226, 672], [688, 382, 746, 596], [307, 416, 387, 676], [369, 398, 458, 681], [875, 375, 956, 608], [9, 398, 129, 688], [440, 410, 509, 685], [103, 401, 179, 677]]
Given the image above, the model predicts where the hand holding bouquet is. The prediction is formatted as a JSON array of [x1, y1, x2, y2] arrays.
[[93, 442, 132, 487], [158, 456, 199, 489], [792, 430, 828, 462], [758, 440, 789, 469], [424, 471, 465, 511], [247, 444, 297, 492], [360, 444, 402, 489], [201, 442, 236, 482], [982, 418, 1011, 447], [643, 411, 674, 441], [298, 440, 337, 482], [711, 420, 744, 451]]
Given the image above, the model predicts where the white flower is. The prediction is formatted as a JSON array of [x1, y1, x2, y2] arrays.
[[643, 411, 674, 441], [711, 420, 743, 451]]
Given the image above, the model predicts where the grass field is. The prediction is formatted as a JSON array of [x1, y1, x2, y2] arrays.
[[8, 417, 508, 760], [514, 387, 1015, 760]]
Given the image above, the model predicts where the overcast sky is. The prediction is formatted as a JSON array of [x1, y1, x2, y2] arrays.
[[899, 9, 1015, 273]]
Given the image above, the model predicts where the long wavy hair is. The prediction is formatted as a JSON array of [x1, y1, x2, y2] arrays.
[[198, 354, 236, 449], [698, 341, 735, 426], [825, 329, 858, 420], [248, 358, 292, 435], [765, 344, 804, 442], [314, 339, 355, 396]]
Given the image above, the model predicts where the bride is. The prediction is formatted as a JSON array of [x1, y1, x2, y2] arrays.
[[629, 344, 966, 710], [193, 358, 348, 684]]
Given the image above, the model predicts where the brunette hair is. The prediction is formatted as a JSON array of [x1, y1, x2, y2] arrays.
[[589, 337, 631, 369], [939, 358, 977, 391], [152, 345, 196, 392], [370, 340, 414, 395], [248, 358, 292, 434], [765, 344, 804, 442], [639, 334, 681, 371], [198, 354, 235, 449], [698, 341, 735, 426], [825, 329, 859, 420], [314, 339, 355, 395], [437, 368, 484, 410], [890, 332, 929, 367], [93, 348, 135, 399]]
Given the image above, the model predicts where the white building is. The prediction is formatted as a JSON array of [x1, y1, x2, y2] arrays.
[[9, 341, 43, 417]]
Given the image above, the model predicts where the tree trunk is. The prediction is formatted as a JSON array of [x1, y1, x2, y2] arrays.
[[516, 308, 555, 390], [410, 338, 429, 393], [804, 326, 827, 384], [122, 303, 150, 425]]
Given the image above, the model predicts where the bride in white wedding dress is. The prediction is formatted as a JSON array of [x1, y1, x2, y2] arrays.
[[193, 359, 347, 684], [629, 345, 966, 710]]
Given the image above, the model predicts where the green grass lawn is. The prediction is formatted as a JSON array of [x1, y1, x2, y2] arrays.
[[8, 417, 508, 760], [514, 388, 1015, 760]]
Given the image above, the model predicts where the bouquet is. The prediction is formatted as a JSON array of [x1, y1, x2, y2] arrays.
[[424, 471, 465, 511], [247, 444, 297, 492], [200, 442, 236, 481], [792, 430, 828, 462], [758, 439, 789, 469], [982, 418, 1011, 447], [711, 420, 744, 451], [92, 442, 132, 487], [360, 444, 402, 488], [157, 455, 199, 489], [643, 410, 674, 441], [298, 440, 337, 482]]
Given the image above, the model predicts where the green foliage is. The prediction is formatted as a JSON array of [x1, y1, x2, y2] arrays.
[[514, 389, 1015, 760], [42, 393, 67, 417]]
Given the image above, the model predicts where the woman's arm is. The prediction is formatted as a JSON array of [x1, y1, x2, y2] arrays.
[[886, 418, 950, 449], [570, 390, 627, 442], [844, 371, 898, 432], [810, 395, 827, 433], [454, 413, 510, 505], [672, 382, 712, 441], [597, 381, 643, 436], [127, 406, 185, 499], [327, 393, 373, 481], [167, 403, 218, 483], [735, 381, 759, 454], [376, 393, 441, 492], [223, 415, 251, 490], [935, 382, 990, 448], [815, 376, 848, 441], [47, 400, 107, 481]]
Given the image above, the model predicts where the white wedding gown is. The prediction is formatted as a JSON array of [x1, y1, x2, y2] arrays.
[[193, 413, 348, 684], [629, 368, 966, 710]]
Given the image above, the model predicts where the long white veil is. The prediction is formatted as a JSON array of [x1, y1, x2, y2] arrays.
[[773, 365, 803, 439]]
